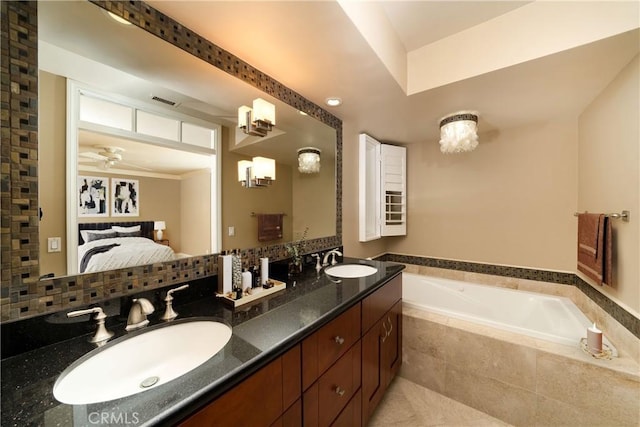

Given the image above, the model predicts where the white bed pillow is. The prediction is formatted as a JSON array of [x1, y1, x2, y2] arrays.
[[111, 225, 141, 232]]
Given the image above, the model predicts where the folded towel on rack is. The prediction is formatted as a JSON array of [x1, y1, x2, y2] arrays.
[[578, 213, 601, 257], [577, 213, 612, 286], [257, 214, 283, 242]]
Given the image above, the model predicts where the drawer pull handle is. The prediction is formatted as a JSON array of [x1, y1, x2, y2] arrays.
[[381, 321, 389, 343], [334, 336, 345, 345], [335, 386, 346, 397], [386, 316, 393, 336]]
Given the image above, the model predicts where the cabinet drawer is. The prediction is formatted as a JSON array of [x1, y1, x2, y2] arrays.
[[180, 345, 300, 427], [302, 303, 361, 389], [180, 355, 283, 427], [362, 274, 401, 334], [303, 341, 361, 427], [331, 388, 361, 427]]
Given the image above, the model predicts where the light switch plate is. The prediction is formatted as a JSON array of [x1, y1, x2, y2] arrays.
[[48, 237, 61, 253]]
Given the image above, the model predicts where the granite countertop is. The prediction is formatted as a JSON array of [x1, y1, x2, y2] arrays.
[[1, 258, 404, 426]]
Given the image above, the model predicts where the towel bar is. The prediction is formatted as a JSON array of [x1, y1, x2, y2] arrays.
[[251, 212, 287, 217], [574, 210, 629, 222]]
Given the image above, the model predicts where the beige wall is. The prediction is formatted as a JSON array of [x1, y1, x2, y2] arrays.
[[292, 154, 336, 241], [180, 170, 211, 255], [391, 120, 579, 271], [344, 119, 579, 271], [221, 131, 293, 250], [343, 56, 639, 317], [39, 71, 67, 277], [578, 55, 639, 314]]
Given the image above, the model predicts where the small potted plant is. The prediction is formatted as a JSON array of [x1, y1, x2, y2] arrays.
[[285, 227, 308, 277]]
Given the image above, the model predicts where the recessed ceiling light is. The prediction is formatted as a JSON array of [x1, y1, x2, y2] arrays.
[[325, 97, 342, 107], [106, 11, 132, 26]]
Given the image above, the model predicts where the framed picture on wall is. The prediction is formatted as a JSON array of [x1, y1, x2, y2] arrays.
[[112, 178, 139, 217], [78, 175, 109, 217]]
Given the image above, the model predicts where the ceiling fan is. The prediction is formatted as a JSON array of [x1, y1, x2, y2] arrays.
[[78, 146, 152, 171]]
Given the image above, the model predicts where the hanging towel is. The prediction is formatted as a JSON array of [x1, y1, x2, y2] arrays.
[[257, 214, 283, 242], [578, 213, 601, 257], [603, 217, 613, 286], [577, 213, 612, 286]]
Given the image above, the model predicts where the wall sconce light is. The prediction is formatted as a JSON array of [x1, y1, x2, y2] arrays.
[[238, 98, 276, 137], [439, 111, 479, 153], [154, 221, 166, 240], [238, 156, 276, 187], [297, 147, 321, 174]]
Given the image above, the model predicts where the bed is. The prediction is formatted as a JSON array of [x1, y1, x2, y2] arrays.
[[78, 221, 176, 273]]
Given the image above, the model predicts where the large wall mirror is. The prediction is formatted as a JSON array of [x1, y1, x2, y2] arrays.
[[34, 2, 339, 280]]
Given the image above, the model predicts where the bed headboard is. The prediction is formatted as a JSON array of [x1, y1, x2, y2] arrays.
[[78, 221, 155, 244]]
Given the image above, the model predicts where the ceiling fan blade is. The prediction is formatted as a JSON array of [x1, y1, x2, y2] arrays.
[[79, 152, 107, 160], [119, 161, 154, 172]]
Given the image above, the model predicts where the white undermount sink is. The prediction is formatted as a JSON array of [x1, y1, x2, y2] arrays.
[[324, 264, 378, 278], [53, 319, 232, 405]]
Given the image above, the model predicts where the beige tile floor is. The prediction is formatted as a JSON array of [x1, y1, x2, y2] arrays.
[[368, 376, 513, 427]]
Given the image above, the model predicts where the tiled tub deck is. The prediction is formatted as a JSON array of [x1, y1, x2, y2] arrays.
[[400, 267, 640, 427]]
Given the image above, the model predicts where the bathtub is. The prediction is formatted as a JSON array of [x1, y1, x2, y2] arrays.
[[402, 272, 615, 351], [400, 272, 637, 426]]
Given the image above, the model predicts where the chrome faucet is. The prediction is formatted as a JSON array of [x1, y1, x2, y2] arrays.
[[322, 248, 342, 266], [67, 306, 114, 347], [126, 298, 155, 331], [160, 284, 189, 321]]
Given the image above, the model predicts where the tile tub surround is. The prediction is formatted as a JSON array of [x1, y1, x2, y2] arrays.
[[382, 254, 640, 351], [401, 305, 640, 426], [399, 263, 640, 365], [1, 257, 403, 426]]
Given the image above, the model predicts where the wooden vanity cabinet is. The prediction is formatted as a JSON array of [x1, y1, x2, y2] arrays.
[[301, 304, 362, 427], [179, 273, 402, 427], [361, 275, 402, 425], [179, 345, 301, 427]]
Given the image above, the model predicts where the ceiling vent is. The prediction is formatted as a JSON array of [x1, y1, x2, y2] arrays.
[[151, 95, 178, 107]]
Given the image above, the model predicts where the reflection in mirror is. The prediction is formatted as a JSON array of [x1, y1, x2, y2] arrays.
[[37, 1, 337, 278], [67, 83, 219, 275]]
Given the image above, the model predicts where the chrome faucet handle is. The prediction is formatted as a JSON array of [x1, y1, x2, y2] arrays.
[[161, 284, 190, 321], [126, 298, 155, 331], [67, 306, 114, 347], [311, 254, 322, 271]]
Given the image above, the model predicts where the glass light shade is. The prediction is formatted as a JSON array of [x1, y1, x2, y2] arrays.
[[252, 157, 276, 180], [297, 147, 321, 174], [154, 221, 166, 231], [107, 11, 132, 26], [439, 111, 479, 154], [252, 98, 276, 125], [237, 160, 252, 182], [237, 105, 251, 128]]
